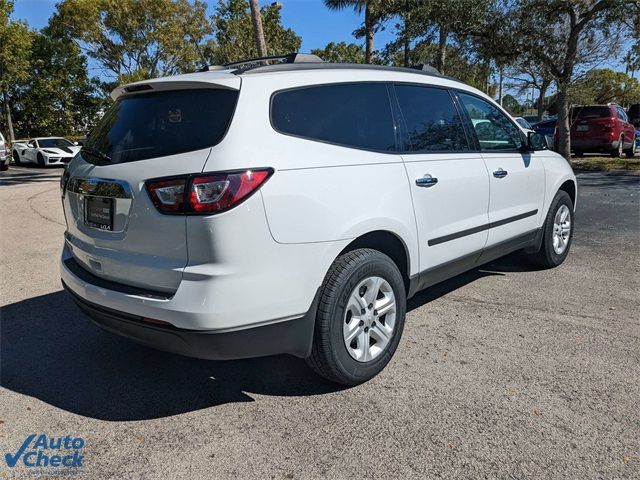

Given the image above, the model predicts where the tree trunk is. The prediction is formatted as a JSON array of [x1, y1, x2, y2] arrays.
[[249, 0, 268, 58], [498, 67, 504, 106], [556, 82, 571, 160], [436, 26, 448, 73], [364, 3, 374, 64], [402, 9, 409, 67], [3, 90, 15, 142], [537, 79, 550, 122]]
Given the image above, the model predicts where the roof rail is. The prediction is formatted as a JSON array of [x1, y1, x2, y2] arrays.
[[199, 52, 323, 72]]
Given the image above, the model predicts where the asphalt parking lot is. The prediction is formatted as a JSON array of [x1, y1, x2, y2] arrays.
[[1, 165, 638, 479]]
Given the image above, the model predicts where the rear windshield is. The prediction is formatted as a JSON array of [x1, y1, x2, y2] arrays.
[[82, 88, 238, 165], [571, 106, 611, 120]]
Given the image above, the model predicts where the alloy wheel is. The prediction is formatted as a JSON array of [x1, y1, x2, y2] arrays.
[[552, 204, 571, 255], [343, 276, 396, 362]]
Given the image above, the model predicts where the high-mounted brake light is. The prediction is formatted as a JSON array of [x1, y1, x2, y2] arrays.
[[146, 169, 272, 215]]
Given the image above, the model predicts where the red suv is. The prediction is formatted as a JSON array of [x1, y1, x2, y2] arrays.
[[568, 104, 636, 157]]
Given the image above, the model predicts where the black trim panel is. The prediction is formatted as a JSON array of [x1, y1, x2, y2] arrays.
[[428, 209, 538, 246], [409, 228, 540, 296]]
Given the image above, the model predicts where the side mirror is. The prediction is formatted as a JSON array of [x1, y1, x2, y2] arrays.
[[527, 131, 548, 151]]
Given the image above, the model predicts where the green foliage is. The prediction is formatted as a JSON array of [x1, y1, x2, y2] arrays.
[[206, 0, 301, 64], [51, 0, 212, 84], [13, 29, 106, 137], [502, 94, 523, 116], [570, 69, 640, 106], [0, 0, 33, 93], [0, 0, 34, 138], [311, 42, 365, 63]]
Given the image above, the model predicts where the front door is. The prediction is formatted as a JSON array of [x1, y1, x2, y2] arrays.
[[457, 92, 545, 247]]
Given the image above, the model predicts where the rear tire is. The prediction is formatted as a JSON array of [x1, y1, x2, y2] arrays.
[[611, 136, 623, 158], [528, 190, 574, 268], [306, 248, 406, 386], [13, 151, 21, 165], [624, 138, 636, 158]]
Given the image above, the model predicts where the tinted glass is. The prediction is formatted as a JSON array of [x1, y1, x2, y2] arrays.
[[537, 120, 556, 129], [39, 138, 74, 148], [571, 106, 611, 119], [628, 104, 639, 117], [458, 93, 522, 151], [82, 89, 238, 165], [271, 83, 395, 151], [394, 85, 468, 152]]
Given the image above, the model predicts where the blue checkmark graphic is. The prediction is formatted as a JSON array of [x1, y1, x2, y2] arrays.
[[5, 434, 36, 468]]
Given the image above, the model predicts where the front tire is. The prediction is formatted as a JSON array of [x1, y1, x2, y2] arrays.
[[528, 190, 574, 268], [37, 152, 45, 167], [13, 151, 21, 165], [306, 248, 406, 386]]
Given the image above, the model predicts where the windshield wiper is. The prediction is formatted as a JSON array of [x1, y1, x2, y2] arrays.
[[81, 146, 111, 163]]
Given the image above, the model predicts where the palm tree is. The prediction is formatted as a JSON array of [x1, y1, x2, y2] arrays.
[[249, 0, 268, 57], [324, 0, 378, 63]]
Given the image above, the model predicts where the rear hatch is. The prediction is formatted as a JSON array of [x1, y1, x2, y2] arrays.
[[570, 106, 614, 140], [62, 80, 239, 293]]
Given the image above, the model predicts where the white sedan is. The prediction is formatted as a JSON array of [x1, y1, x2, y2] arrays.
[[12, 137, 81, 166]]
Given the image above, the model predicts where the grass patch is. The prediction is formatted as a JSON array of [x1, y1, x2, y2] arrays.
[[570, 156, 640, 172]]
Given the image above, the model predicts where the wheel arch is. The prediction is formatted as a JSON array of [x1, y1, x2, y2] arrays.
[[338, 230, 412, 294], [558, 179, 576, 209]]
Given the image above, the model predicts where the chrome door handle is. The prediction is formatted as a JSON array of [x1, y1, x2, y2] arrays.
[[493, 168, 508, 178], [415, 174, 438, 187]]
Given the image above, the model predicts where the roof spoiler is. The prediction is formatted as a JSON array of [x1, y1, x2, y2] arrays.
[[200, 52, 324, 72]]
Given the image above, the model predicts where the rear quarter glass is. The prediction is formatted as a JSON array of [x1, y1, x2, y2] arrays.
[[81, 88, 238, 165]]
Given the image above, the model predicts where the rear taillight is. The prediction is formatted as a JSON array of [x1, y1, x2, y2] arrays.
[[146, 178, 186, 213], [146, 169, 272, 215]]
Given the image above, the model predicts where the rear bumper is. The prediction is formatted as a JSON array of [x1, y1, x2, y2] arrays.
[[63, 279, 317, 360], [571, 138, 617, 152]]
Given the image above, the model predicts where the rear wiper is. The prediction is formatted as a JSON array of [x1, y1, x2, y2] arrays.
[[81, 146, 111, 163]]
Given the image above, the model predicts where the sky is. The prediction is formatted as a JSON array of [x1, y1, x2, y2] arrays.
[[11, 0, 633, 105], [12, 0, 398, 54]]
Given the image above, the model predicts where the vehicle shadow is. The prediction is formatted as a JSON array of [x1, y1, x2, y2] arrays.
[[1, 253, 533, 421]]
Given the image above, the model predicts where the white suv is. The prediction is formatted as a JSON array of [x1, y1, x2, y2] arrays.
[[60, 55, 576, 385]]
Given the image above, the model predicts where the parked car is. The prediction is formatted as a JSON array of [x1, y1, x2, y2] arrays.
[[532, 119, 557, 149], [628, 104, 639, 128], [0, 132, 8, 171], [12, 137, 81, 166], [60, 55, 576, 385], [514, 117, 534, 130], [569, 104, 636, 157]]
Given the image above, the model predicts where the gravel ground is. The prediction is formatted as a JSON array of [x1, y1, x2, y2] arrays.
[[1, 166, 638, 479]]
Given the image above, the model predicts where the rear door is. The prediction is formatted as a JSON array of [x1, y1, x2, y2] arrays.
[[62, 86, 239, 293], [394, 84, 490, 274], [457, 92, 545, 247]]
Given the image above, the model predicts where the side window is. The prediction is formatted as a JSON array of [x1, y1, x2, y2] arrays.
[[271, 83, 395, 151], [458, 93, 523, 151], [394, 84, 469, 153], [617, 107, 628, 122]]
